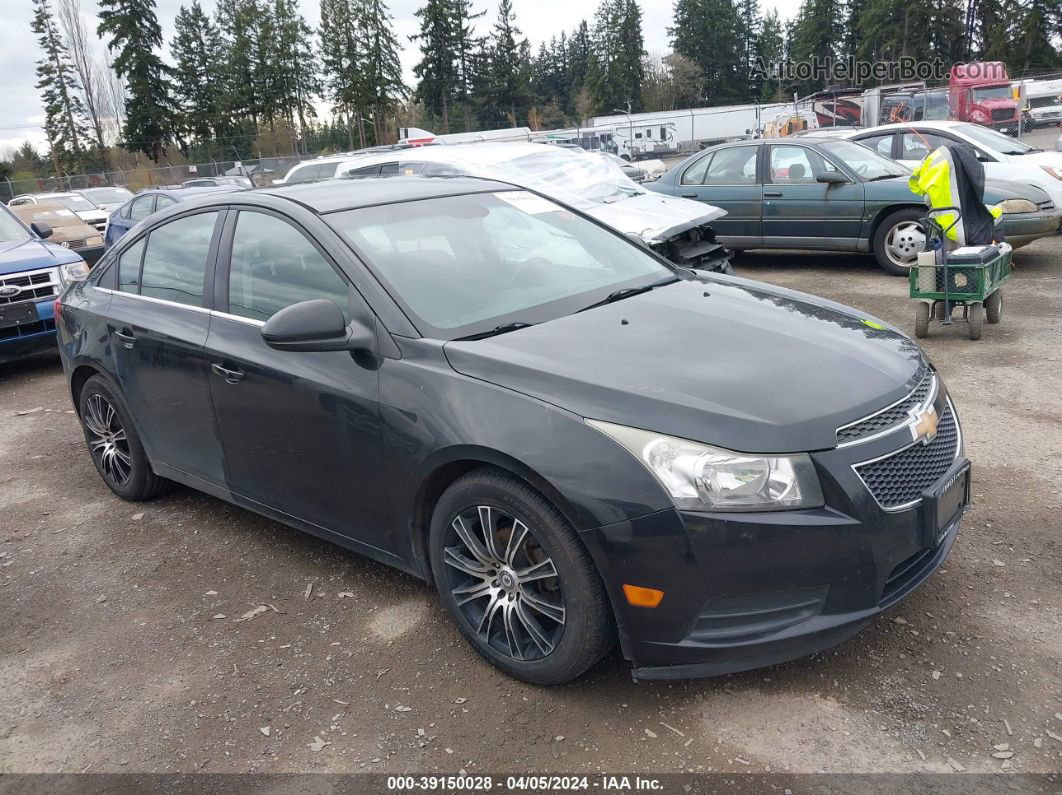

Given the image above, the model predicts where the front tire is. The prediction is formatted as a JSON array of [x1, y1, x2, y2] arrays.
[[78, 375, 169, 501], [428, 469, 614, 685], [874, 209, 925, 276], [985, 290, 1003, 324]]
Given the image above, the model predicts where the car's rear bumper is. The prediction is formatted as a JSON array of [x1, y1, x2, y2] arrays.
[[578, 445, 967, 680]]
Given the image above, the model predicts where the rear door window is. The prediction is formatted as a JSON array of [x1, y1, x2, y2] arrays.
[[139, 212, 219, 306], [703, 147, 758, 184], [901, 132, 944, 160], [129, 196, 155, 221], [857, 133, 894, 158]]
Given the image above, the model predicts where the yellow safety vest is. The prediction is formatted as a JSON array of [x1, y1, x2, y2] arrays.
[[908, 146, 1002, 243]]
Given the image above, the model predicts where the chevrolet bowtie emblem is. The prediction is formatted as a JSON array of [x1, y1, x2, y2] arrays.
[[910, 405, 939, 444]]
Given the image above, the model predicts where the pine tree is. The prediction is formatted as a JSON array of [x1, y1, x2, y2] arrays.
[[358, 0, 407, 142], [1012, 0, 1062, 72], [567, 21, 592, 117], [273, 0, 320, 145], [31, 0, 90, 173], [411, 0, 459, 132], [98, 0, 174, 161], [587, 0, 645, 114], [170, 1, 222, 145], [671, 0, 743, 105], [320, 0, 365, 147], [789, 0, 844, 92], [736, 0, 762, 98], [485, 0, 531, 125], [756, 8, 785, 101]]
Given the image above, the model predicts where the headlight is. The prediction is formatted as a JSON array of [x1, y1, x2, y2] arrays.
[[587, 419, 824, 512], [58, 260, 90, 285], [995, 198, 1038, 213], [87, 235, 103, 247], [1041, 165, 1062, 180]]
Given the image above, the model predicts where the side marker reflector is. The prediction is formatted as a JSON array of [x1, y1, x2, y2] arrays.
[[623, 584, 664, 608]]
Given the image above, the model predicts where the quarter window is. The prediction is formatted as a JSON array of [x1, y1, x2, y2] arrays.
[[227, 211, 349, 321], [139, 211, 218, 306], [857, 133, 894, 157], [117, 237, 145, 293], [154, 195, 177, 211]]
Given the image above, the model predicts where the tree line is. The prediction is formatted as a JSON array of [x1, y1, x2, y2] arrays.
[[13, 0, 1062, 178]]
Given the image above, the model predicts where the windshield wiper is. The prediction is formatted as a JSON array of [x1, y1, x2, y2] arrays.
[[454, 321, 535, 341], [577, 277, 678, 312]]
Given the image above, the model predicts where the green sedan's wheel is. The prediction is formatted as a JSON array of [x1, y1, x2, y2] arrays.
[[873, 209, 925, 276], [985, 290, 1003, 324], [914, 302, 931, 338]]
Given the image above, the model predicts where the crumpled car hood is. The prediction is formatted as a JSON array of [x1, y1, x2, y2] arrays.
[[583, 191, 727, 244]]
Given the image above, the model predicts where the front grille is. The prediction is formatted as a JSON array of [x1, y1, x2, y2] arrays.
[[0, 318, 55, 341], [65, 239, 86, 250], [837, 366, 933, 445], [0, 267, 60, 306], [854, 403, 959, 510], [990, 108, 1013, 122]]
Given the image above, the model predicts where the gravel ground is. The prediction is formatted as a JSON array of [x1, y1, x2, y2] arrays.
[[0, 235, 1060, 777]]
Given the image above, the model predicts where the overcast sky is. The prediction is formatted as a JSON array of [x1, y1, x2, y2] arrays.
[[0, 0, 802, 154]]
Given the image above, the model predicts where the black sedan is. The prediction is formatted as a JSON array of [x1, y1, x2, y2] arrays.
[[56, 177, 969, 683]]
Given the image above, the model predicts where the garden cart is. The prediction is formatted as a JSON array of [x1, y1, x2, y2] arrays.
[[910, 206, 1012, 340]]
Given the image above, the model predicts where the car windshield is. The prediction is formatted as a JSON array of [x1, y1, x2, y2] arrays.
[[821, 139, 908, 179], [973, 85, 1012, 101], [12, 204, 83, 228], [328, 190, 672, 339], [954, 123, 1033, 154], [46, 195, 97, 212], [0, 208, 31, 242], [82, 187, 132, 204]]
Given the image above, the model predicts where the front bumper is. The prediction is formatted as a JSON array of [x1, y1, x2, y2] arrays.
[[1001, 211, 1061, 248], [578, 383, 966, 680], [0, 298, 58, 363]]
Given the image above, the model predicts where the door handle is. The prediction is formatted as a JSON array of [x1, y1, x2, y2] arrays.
[[680, 193, 698, 198], [211, 363, 245, 384], [764, 191, 783, 197], [113, 328, 136, 349]]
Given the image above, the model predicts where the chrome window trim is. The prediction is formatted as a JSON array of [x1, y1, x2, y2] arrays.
[[94, 286, 211, 314], [209, 309, 265, 327], [836, 371, 938, 448], [850, 396, 962, 513]]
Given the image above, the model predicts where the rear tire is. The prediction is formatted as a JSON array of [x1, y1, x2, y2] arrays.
[[985, 290, 1003, 324], [968, 302, 984, 340], [78, 375, 170, 501], [915, 302, 930, 338], [428, 469, 614, 685], [874, 209, 925, 276]]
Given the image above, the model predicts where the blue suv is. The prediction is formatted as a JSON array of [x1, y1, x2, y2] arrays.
[[0, 204, 89, 363]]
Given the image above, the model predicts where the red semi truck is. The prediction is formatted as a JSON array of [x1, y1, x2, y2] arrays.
[[948, 62, 1020, 132]]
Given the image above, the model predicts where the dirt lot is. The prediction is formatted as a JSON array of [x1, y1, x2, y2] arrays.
[[1, 236, 1060, 778]]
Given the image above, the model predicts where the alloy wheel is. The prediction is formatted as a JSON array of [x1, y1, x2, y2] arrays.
[[885, 221, 925, 268], [442, 505, 566, 662], [83, 393, 133, 487]]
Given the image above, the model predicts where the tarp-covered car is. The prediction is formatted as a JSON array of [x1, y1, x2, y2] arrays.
[[332, 142, 733, 272]]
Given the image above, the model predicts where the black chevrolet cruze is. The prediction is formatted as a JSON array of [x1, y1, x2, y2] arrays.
[[56, 176, 970, 684]]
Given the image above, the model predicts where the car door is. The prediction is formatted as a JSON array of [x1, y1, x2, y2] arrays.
[[762, 144, 865, 249], [203, 208, 392, 550], [674, 146, 762, 247], [105, 194, 154, 248], [104, 209, 227, 484]]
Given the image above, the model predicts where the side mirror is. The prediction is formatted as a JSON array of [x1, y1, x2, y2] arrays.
[[816, 171, 849, 184], [261, 298, 375, 353], [30, 221, 53, 239]]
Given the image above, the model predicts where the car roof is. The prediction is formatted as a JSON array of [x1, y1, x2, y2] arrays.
[[260, 175, 515, 214], [850, 121, 973, 135], [138, 186, 245, 199]]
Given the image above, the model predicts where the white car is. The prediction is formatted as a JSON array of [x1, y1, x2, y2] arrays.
[[333, 142, 731, 271], [274, 153, 369, 185], [8, 191, 109, 232], [839, 121, 1062, 207]]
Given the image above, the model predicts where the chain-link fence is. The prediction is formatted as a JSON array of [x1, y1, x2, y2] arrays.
[[1, 155, 315, 204]]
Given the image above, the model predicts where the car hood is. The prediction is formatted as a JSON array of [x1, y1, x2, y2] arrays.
[[444, 275, 924, 454], [1005, 149, 1062, 167], [583, 192, 726, 245], [0, 238, 81, 276], [866, 174, 1048, 206]]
